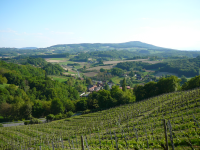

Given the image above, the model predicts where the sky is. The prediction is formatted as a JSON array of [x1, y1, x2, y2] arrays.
[[0, 0, 200, 50]]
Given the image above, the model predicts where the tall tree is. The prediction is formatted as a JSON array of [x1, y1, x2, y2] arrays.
[[122, 78, 126, 92], [50, 98, 64, 115], [104, 83, 110, 90]]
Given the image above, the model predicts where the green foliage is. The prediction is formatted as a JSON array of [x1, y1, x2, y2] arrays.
[[42, 63, 64, 75], [110, 85, 135, 105], [180, 75, 187, 85], [97, 90, 116, 109], [86, 78, 93, 85], [46, 114, 55, 121], [104, 83, 110, 90], [182, 75, 200, 90], [116, 56, 200, 77], [122, 78, 126, 92], [0, 123, 3, 127], [24, 120, 30, 125], [111, 68, 124, 76], [29, 118, 41, 124], [32, 100, 44, 118], [134, 76, 181, 101], [55, 113, 63, 120], [50, 98, 64, 115], [0, 75, 7, 84], [100, 68, 106, 72], [76, 98, 88, 111], [66, 111, 74, 118]]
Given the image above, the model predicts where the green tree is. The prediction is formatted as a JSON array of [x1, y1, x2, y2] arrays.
[[143, 81, 157, 98], [99, 59, 104, 64], [76, 98, 88, 111], [32, 100, 44, 118], [100, 68, 105, 72], [87, 92, 99, 109], [0, 75, 7, 84], [86, 78, 93, 85], [63, 99, 75, 112], [97, 90, 115, 108], [50, 98, 64, 115], [104, 83, 110, 90], [20, 101, 32, 119], [157, 76, 181, 94], [182, 75, 200, 90], [129, 71, 134, 77], [0, 103, 12, 119], [180, 75, 187, 85], [122, 78, 126, 92]]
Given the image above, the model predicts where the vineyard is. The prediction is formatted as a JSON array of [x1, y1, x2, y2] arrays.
[[0, 88, 200, 149]]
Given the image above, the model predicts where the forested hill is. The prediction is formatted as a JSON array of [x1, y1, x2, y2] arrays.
[[49, 41, 170, 50], [0, 60, 79, 120]]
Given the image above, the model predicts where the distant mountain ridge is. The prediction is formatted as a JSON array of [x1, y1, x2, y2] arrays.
[[19, 47, 38, 50], [48, 41, 172, 50]]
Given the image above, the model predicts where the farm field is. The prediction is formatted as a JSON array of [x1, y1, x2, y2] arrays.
[[103, 59, 161, 65], [83, 72, 98, 77], [86, 65, 114, 71], [0, 88, 200, 149], [110, 76, 124, 84]]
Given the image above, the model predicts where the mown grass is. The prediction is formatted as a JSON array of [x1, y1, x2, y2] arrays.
[[49, 75, 69, 82], [49, 58, 67, 60], [110, 76, 124, 84]]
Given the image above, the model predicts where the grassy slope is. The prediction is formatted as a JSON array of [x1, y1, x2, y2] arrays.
[[1, 88, 200, 149], [49, 75, 70, 82], [111, 76, 124, 84]]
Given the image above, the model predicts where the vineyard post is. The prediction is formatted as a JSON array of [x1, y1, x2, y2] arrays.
[[72, 139, 75, 150], [110, 129, 113, 147], [167, 120, 175, 150], [75, 134, 78, 148], [114, 131, 119, 150], [52, 141, 54, 150], [84, 136, 89, 150], [61, 138, 64, 150], [163, 119, 169, 150], [98, 131, 101, 149], [81, 136, 85, 150]]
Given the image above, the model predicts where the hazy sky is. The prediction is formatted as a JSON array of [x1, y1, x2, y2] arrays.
[[0, 0, 200, 50]]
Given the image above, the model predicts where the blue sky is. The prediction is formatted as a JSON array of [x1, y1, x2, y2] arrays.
[[0, 0, 200, 50]]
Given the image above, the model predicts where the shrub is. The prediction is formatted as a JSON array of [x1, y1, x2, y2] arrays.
[[83, 109, 91, 114], [46, 114, 55, 122], [29, 118, 41, 124], [24, 121, 30, 125], [0, 123, 3, 127], [55, 113, 63, 120], [66, 111, 74, 118]]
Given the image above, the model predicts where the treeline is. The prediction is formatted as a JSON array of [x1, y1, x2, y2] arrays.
[[70, 50, 149, 62], [78, 86, 135, 111], [134, 76, 181, 101], [116, 56, 200, 77], [14, 53, 69, 60]]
